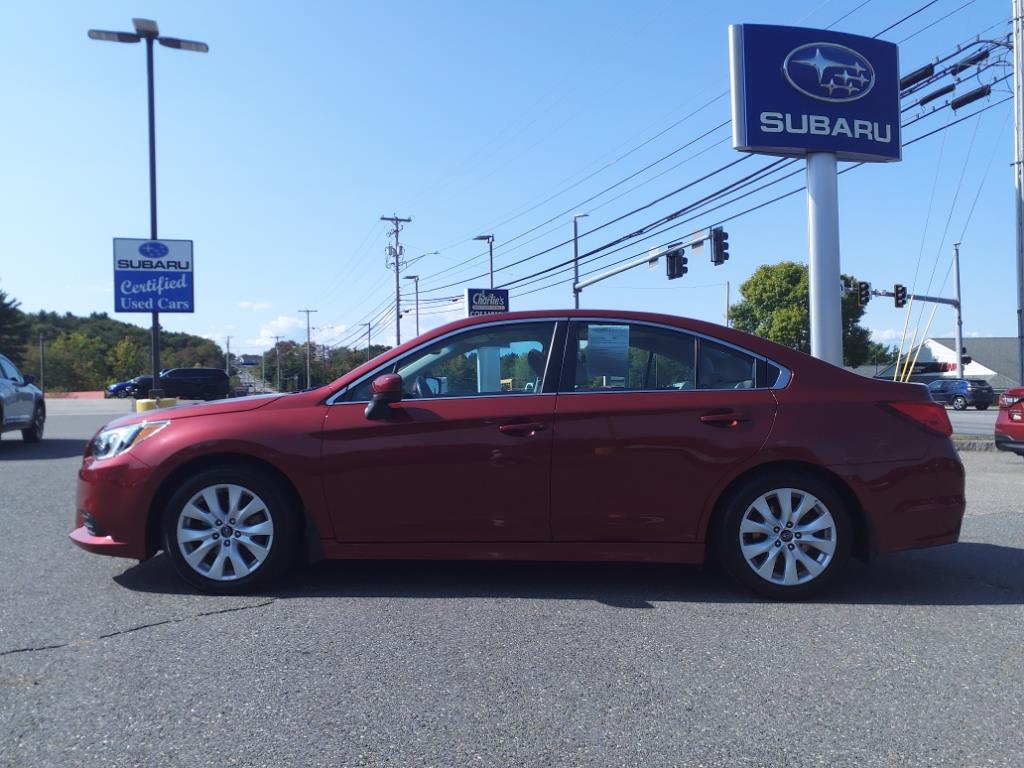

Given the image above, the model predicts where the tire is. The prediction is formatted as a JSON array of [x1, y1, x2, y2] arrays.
[[715, 471, 850, 600], [162, 466, 296, 594], [21, 404, 44, 443], [951, 396, 968, 411], [976, 404, 989, 411], [116, 390, 129, 399]]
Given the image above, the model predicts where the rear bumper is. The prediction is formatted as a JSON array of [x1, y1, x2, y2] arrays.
[[839, 442, 966, 557], [995, 432, 1024, 455]]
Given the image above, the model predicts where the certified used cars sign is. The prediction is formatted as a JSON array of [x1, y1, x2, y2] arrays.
[[113, 238, 195, 313], [729, 24, 901, 162]]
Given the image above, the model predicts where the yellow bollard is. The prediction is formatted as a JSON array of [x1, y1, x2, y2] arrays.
[[135, 398, 178, 413]]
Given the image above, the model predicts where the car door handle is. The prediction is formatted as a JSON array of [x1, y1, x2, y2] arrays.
[[498, 422, 548, 437], [699, 411, 749, 427]]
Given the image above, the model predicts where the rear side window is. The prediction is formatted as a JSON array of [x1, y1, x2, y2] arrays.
[[697, 339, 756, 390], [562, 322, 696, 392]]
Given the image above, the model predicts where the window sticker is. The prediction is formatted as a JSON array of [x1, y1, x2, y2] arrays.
[[585, 325, 630, 380]]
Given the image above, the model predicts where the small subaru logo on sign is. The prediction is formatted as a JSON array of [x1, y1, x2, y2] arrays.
[[138, 241, 169, 259], [783, 43, 875, 103]]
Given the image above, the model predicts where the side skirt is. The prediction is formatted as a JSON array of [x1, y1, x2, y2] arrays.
[[318, 540, 704, 565]]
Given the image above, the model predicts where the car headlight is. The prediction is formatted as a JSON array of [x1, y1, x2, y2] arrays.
[[90, 421, 169, 460]]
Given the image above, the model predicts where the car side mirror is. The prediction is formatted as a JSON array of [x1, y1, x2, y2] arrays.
[[364, 373, 403, 421], [22, 374, 34, 385]]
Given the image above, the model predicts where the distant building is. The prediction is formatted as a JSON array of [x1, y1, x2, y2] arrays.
[[238, 354, 261, 367], [849, 337, 1020, 389]]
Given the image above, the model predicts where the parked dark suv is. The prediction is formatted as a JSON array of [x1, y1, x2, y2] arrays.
[[926, 378, 994, 410], [109, 369, 230, 401]]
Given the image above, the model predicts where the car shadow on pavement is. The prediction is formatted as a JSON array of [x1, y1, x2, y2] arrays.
[[114, 541, 1023, 607], [0, 438, 85, 460]]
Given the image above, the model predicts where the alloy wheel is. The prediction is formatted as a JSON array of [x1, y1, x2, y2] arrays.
[[174, 483, 274, 582], [738, 487, 837, 587]]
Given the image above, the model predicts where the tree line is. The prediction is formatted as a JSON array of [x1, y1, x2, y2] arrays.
[[2, 262, 894, 392]]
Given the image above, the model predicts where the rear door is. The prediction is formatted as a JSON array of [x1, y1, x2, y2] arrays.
[[550, 320, 778, 543], [0, 356, 31, 424]]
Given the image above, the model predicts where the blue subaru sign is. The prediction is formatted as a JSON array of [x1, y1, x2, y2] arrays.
[[113, 238, 194, 313], [729, 25, 900, 162]]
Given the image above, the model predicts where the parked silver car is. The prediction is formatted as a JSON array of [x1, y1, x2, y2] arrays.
[[0, 353, 45, 442]]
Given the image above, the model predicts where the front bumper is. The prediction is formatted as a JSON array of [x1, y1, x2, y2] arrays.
[[70, 453, 155, 561]]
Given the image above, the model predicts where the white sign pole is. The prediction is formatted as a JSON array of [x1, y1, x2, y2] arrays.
[[806, 152, 843, 367]]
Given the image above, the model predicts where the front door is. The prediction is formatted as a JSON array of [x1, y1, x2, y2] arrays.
[[550, 321, 778, 542], [320, 320, 561, 542]]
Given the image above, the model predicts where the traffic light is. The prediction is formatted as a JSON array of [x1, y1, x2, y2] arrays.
[[894, 283, 907, 308], [857, 281, 871, 306], [665, 246, 688, 280], [711, 227, 730, 265]]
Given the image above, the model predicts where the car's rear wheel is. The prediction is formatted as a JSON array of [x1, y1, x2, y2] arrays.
[[976, 404, 989, 411], [951, 395, 968, 410], [716, 472, 850, 600], [162, 467, 295, 594], [21, 405, 44, 443]]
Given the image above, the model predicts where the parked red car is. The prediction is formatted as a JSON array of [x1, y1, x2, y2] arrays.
[[995, 386, 1024, 457], [71, 310, 965, 599]]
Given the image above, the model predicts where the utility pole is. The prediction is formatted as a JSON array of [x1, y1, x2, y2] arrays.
[[298, 308, 317, 387], [475, 234, 495, 288], [38, 334, 44, 393], [381, 215, 411, 346], [1014, 0, 1024, 385], [261, 352, 265, 393], [225, 335, 232, 375], [725, 281, 731, 328], [953, 243, 965, 379], [273, 335, 281, 392], [363, 322, 372, 362], [404, 275, 420, 336], [572, 215, 588, 308]]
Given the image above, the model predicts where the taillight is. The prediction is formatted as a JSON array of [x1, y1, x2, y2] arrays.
[[1000, 394, 1020, 408], [886, 401, 953, 437]]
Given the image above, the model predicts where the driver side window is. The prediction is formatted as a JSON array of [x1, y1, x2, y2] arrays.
[[348, 322, 557, 401]]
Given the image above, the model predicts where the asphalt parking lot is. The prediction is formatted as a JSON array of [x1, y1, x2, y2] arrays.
[[1, 403, 1021, 767]]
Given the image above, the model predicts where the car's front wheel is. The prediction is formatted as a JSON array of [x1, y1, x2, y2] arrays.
[[21, 405, 44, 443], [716, 472, 850, 600], [162, 467, 295, 594]]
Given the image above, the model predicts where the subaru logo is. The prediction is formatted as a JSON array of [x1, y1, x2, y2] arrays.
[[783, 43, 875, 103], [138, 241, 169, 258]]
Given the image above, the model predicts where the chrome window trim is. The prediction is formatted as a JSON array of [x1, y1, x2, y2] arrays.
[[566, 317, 792, 392], [327, 318, 564, 405]]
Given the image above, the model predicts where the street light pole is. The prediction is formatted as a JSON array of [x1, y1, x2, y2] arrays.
[[363, 323, 372, 362], [475, 235, 495, 288], [88, 18, 208, 400], [404, 275, 420, 336], [572, 214, 588, 309]]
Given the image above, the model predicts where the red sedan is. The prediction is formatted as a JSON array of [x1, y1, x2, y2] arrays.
[[71, 310, 965, 599]]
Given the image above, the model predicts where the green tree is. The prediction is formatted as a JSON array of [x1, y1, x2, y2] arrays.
[[107, 336, 147, 381], [730, 261, 877, 368], [0, 290, 29, 366], [46, 332, 108, 390]]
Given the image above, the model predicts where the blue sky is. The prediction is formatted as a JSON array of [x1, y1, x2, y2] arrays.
[[0, 0, 1015, 354]]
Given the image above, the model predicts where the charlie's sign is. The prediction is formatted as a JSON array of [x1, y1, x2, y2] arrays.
[[465, 288, 510, 317], [113, 238, 194, 313], [729, 25, 900, 162]]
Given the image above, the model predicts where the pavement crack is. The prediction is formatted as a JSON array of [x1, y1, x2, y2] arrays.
[[0, 599, 277, 657]]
